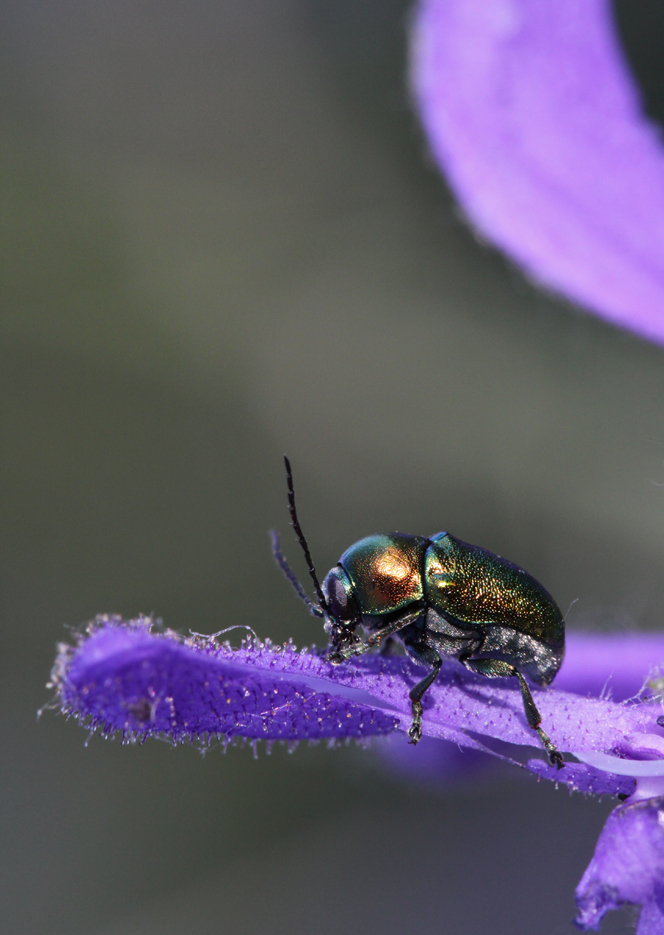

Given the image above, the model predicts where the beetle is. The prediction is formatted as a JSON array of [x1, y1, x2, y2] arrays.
[[272, 457, 565, 768]]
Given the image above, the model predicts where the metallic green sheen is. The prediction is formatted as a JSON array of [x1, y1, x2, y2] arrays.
[[425, 533, 564, 649], [338, 533, 429, 616]]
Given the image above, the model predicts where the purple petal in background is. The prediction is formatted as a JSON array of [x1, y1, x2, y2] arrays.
[[411, 0, 664, 344], [558, 632, 664, 702], [377, 734, 499, 785], [575, 797, 664, 933]]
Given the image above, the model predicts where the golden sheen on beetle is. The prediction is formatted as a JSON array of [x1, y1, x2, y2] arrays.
[[272, 458, 565, 769]]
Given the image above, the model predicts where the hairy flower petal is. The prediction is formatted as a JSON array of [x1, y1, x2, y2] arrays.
[[51, 619, 399, 743], [575, 797, 664, 932], [52, 617, 664, 924], [50, 618, 663, 776], [526, 758, 635, 798], [411, 0, 664, 344]]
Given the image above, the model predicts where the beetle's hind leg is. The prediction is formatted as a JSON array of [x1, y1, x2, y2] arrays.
[[461, 657, 564, 769]]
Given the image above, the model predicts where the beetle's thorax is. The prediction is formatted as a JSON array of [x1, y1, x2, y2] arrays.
[[332, 533, 429, 618]]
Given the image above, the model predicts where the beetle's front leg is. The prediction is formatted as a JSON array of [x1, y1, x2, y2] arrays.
[[324, 628, 363, 664], [325, 612, 421, 664]]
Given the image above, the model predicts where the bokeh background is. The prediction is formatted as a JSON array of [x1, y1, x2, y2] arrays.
[[2, 2, 664, 933]]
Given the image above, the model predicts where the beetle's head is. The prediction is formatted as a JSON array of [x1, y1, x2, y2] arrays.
[[321, 565, 360, 643]]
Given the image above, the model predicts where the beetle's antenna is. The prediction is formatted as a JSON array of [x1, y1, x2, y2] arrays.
[[270, 529, 323, 617], [283, 455, 330, 615]]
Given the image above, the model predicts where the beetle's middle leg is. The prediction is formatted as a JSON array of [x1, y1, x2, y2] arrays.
[[461, 657, 564, 769]]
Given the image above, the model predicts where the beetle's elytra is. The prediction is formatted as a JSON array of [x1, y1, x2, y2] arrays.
[[272, 457, 565, 769]]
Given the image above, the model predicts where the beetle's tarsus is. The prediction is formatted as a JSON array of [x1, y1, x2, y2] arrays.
[[325, 644, 354, 664], [537, 727, 565, 769], [408, 702, 423, 744]]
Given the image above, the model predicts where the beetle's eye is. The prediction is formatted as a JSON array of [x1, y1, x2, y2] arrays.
[[322, 567, 356, 623]]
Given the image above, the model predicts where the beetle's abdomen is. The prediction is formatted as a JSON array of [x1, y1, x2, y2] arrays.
[[425, 533, 564, 648], [339, 533, 429, 616]]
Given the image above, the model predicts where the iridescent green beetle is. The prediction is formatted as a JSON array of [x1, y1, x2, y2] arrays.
[[272, 458, 565, 768]]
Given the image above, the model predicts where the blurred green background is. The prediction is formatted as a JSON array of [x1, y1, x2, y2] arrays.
[[2, 1, 663, 933]]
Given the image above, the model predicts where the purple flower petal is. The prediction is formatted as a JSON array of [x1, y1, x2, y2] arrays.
[[411, 0, 664, 344], [575, 750, 664, 779], [378, 734, 498, 784], [558, 633, 664, 702], [49, 617, 663, 784], [575, 796, 664, 932], [526, 758, 635, 798], [637, 902, 664, 935], [52, 618, 664, 926], [51, 618, 399, 744]]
